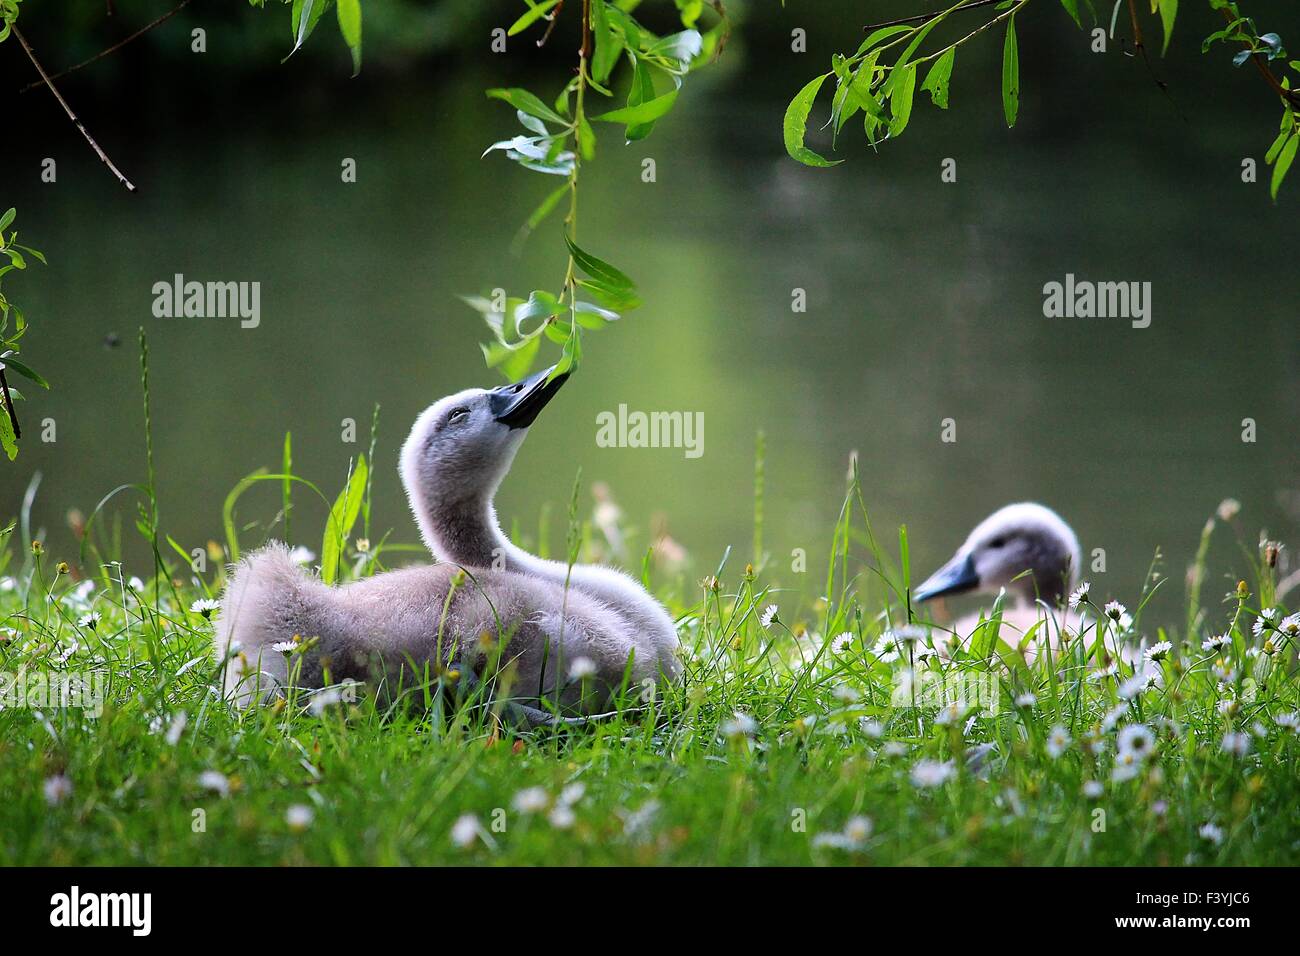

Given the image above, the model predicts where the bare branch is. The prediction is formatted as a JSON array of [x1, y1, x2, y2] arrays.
[[12, 26, 137, 192], [20, 0, 193, 94], [863, 0, 1003, 32]]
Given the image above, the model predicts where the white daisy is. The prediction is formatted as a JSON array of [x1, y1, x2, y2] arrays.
[[1046, 724, 1071, 759], [1220, 732, 1250, 757], [1103, 601, 1126, 622], [512, 787, 548, 814], [1279, 613, 1300, 639], [1068, 582, 1090, 609], [164, 711, 188, 747], [1144, 640, 1172, 662], [1111, 750, 1142, 782], [190, 598, 220, 617], [1117, 724, 1155, 759], [1015, 692, 1037, 708], [858, 718, 884, 738], [909, 759, 955, 788], [759, 604, 779, 628], [271, 640, 300, 654], [1198, 822, 1224, 845], [43, 774, 72, 806], [77, 611, 100, 629], [450, 813, 481, 848], [830, 632, 854, 653], [1082, 780, 1104, 799], [1202, 634, 1230, 651], [568, 657, 597, 680], [721, 711, 757, 738], [1275, 712, 1300, 733], [1216, 498, 1240, 521], [288, 545, 316, 566], [558, 783, 586, 806], [548, 804, 576, 829], [832, 685, 860, 703], [1101, 703, 1129, 732], [1252, 608, 1276, 638], [286, 804, 314, 830], [1118, 670, 1156, 700], [198, 770, 230, 797], [934, 702, 968, 727]]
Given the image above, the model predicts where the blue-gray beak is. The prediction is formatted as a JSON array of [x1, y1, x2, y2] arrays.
[[913, 553, 979, 603], [490, 365, 570, 430]]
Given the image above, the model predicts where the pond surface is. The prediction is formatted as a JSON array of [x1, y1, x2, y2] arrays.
[[5, 58, 1297, 625]]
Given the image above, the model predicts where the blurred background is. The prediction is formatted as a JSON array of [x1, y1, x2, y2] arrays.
[[2, 1, 1297, 621]]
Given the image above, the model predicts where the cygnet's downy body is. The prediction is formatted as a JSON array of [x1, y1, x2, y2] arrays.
[[215, 367, 681, 720]]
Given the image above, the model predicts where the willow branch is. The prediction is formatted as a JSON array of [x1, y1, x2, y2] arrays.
[[19, 0, 193, 94], [863, 0, 1003, 32], [1220, 7, 1300, 107], [13, 26, 137, 192]]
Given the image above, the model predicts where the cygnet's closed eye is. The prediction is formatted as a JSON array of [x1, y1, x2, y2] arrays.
[[446, 406, 470, 426]]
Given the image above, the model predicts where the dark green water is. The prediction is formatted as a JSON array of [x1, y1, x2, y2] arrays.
[[4, 47, 1297, 623]]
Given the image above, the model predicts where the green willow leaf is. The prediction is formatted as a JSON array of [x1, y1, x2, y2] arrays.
[[922, 48, 956, 109], [508, 0, 561, 36], [1270, 130, 1298, 200], [591, 90, 678, 125], [1, 356, 48, 388], [486, 87, 567, 126], [336, 0, 361, 74], [1002, 15, 1020, 128], [784, 74, 842, 167], [888, 63, 917, 136]]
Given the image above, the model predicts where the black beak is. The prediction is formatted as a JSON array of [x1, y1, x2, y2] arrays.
[[489, 365, 570, 430], [913, 553, 979, 603]]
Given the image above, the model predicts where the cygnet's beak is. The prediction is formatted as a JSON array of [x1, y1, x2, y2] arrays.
[[913, 552, 979, 603], [490, 364, 570, 429]]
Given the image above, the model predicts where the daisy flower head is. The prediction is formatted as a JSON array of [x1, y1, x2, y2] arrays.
[[1117, 723, 1155, 759], [1082, 780, 1104, 799], [1046, 724, 1071, 759], [43, 774, 72, 806], [831, 631, 854, 653], [198, 770, 230, 797], [77, 611, 100, 630], [1068, 582, 1090, 609], [721, 711, 758, 738], [1202, 634, 1230, 652], [1015, 692, 1037, 708], [1252, 607, 1277, 638], [872, 635, 900, 664], [759, 604, 779, 629], [450, 813, 481, 848], [1220, 732, 1250, 758], [288, 546, 316, 566], [1111, 750, 1142, 782], [934, 702, 968, 727], [512, 787, 548, 814], [548, 804, 576, 829], [1144, 640, 1172, 663], [910, 759, 956, 789], [190, 598, 220, 618], [1274, 712, 1300, 733], [1118, 670, 1156, 700], [1103, 601, 1126, 623], [1199, 822, 1224, 846], [1279, 613, 1300, 640], [568, 657, 597, 680], [286, 804, 314, 831]]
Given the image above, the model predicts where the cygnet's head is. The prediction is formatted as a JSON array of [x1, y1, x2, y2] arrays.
[[400, 365, 569, 510], [912, 502, 1080, 605]]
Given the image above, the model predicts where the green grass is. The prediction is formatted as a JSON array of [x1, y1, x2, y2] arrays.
[[0, 341, 1297, 866]]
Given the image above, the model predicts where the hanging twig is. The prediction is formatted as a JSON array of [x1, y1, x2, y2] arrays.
[[12, 26, 137, 192], [863, 0, 1002, 31], [537, 0, 564, 48], [19, 0, 193, 93]]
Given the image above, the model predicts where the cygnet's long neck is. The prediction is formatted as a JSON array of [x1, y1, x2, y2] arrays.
[[418, 488, 676, 652]]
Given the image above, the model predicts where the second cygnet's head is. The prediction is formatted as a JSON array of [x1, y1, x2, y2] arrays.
[[399, 365, 570, 510], [913, 502, 1080, 606]]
